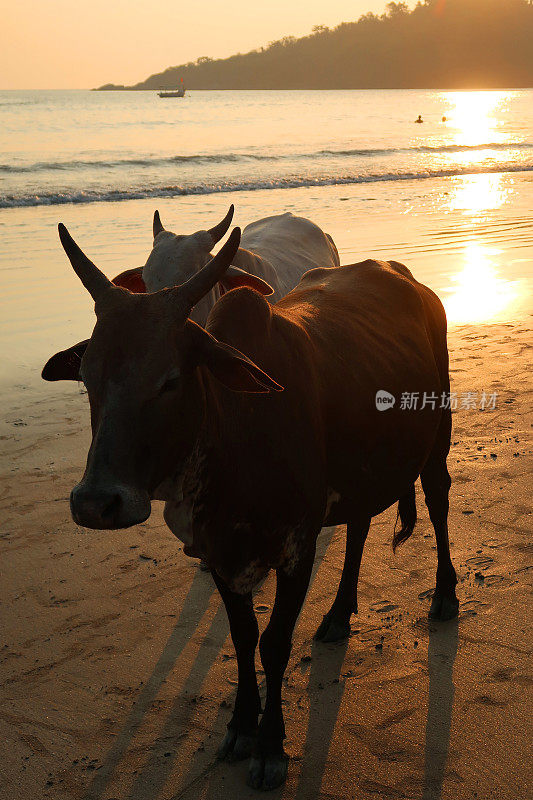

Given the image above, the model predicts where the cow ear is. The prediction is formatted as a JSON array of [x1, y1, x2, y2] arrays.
[[219, 266, 273, 296], [205, 341, 283, 393], [193, 326, 283, 394], [112, 267, 146, 293], [42, 340, 88, 381]]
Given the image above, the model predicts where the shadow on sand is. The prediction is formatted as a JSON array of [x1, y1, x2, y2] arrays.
[[422, 618, 459, 800], [82, 531, 459, 800], [292, 637, 349, 799], [82, 527, 338, 800], [290, 613, 459, 800], [82, 568, 218, 800]]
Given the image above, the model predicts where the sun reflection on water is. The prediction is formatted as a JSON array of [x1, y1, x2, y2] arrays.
[[443, 243, 520, 324], [444, 91, 513, 147], [447, 173, 509, 213]]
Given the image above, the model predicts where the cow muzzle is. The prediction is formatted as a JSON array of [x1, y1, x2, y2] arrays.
[[70, 482, 151, 530]]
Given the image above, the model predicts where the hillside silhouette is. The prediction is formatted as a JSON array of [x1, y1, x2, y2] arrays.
[[98, 0, 533, 90]]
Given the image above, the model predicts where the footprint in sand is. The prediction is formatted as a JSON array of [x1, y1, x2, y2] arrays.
[[514, 542, 533, 554], [461, 599, 488, 615], [370, 600, 399, 613], [514, 565, 533, 575], [481, 538, 505, 549], [465, 555, 494, 569], [483, 574, 513, 588], [474, 694, 508, 708], [490, 666, 515, 682]]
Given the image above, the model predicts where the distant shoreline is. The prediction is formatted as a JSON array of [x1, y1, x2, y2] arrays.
[[94, 85, 533, 92]]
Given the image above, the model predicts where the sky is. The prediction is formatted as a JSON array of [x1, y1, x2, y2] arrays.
[[0, 0, 413, 89]]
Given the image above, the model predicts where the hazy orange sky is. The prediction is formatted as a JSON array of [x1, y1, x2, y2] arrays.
[[1, 0, 411, 89]]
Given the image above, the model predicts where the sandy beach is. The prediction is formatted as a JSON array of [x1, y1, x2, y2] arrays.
[[1, 308, 532, 800]]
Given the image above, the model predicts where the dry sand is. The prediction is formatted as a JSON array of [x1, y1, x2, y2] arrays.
[[0, 321, 532, 800]]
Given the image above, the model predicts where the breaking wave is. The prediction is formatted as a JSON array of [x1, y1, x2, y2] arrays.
[[2, 163, 532, 209]]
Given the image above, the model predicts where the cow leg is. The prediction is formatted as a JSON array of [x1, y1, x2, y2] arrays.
[[315, 517, 371, 642], [420, 415, 459, 621], [248, 551, 315, 790], [211, 571, 261, 761]]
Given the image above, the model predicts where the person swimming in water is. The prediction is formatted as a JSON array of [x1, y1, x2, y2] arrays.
[[415, 114, 423, 123]]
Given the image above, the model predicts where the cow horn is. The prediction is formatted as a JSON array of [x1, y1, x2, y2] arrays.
[[58, 224, 113, 302], [153, 209, 164, 238], [179, 227, 241, 310], [207, 204, 234, 245]]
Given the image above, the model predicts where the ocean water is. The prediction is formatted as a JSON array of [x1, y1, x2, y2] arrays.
[[0, 89, 532, 393], [1, 89, 532, 208]]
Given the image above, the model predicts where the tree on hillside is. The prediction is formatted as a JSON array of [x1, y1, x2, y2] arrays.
[[98, 0, 533, 90]]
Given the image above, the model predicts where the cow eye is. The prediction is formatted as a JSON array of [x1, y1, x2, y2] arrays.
[[160, 373, 180, 394]]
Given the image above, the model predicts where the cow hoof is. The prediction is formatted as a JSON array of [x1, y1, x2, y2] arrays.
[[428, 592, 459, 621], [314, 613, 350, 642], [247, 753, 288, 790], [217, 728, 255, 761]]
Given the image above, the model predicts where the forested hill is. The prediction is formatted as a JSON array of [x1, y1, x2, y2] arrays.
[[97, 0, 533, 91]]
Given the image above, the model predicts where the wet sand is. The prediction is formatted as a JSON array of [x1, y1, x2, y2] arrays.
[[1, 318, 531, 800], [1, 171, 532, 393]]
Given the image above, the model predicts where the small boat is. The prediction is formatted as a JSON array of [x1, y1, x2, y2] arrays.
[[158, 86, 186, 98]]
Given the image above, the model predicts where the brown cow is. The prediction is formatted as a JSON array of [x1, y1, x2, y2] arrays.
[[43, 223, 458, 790]]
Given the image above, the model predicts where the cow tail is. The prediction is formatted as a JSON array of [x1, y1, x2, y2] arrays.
[[393, 485, 417, 552]]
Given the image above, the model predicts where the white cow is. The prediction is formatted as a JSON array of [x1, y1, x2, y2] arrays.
[[41, 205, 340, 382], [233, 211, 340, 298], [143, 206, 340, 324]]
